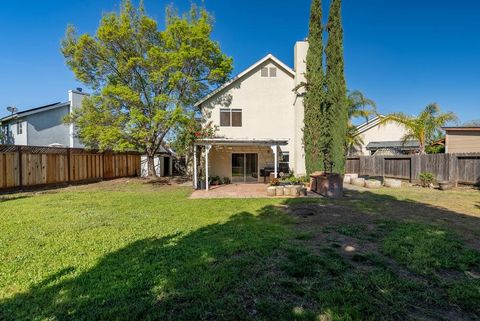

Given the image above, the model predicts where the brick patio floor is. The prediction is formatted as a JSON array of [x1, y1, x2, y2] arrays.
[[189, 183, 322, 199]]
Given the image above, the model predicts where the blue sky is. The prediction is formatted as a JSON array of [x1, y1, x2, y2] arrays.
[[0, 0, 479, 123]]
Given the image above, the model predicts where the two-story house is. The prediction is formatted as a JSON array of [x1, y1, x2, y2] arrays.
[[193, 40, 413, 189], [0, 89, 88, 147], [193, 41, 309, 189]]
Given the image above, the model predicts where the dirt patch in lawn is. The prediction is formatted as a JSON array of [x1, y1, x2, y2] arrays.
[[281, 190, 480, 321]]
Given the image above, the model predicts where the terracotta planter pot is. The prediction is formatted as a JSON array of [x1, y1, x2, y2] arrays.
[[438, 181, 450, 190]]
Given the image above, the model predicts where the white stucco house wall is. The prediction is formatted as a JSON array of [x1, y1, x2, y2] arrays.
[[192, 40, 415, 189]]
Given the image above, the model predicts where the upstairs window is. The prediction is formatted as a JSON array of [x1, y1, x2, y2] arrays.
[[260, 67, 269, 77], [269, 67, 277, 77], [220, 109, 242, 127], [261, 67, 277, 77], [16, 121, 23, 135]]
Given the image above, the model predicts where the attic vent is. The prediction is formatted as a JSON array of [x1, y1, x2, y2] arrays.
[[261, 67, 268, 77], [269, 67, 277, 77]]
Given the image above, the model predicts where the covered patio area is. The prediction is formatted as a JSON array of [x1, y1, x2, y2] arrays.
[[193, 138, 289, 191]]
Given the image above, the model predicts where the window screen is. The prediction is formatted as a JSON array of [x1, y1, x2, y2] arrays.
[[231, 109, 242, 127], [220, 109, 231, 126], [260, 67, 268, 77], [269, 67, 277, 77]]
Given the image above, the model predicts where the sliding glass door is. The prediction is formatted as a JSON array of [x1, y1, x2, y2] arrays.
[[232, 153, 258, 183]]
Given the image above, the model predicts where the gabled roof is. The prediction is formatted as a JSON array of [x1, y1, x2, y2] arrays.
[[354, 115, 386, 135], [1, 101, 70, 122], [195, 54, 295, 107]]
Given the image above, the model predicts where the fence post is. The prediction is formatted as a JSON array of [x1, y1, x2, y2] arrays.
[[17, 146, 23, 188], [410, 155, 419, 183], [67, 148, 71, 183], [126, 151, 129, 177]]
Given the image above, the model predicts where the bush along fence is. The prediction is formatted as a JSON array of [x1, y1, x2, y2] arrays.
[[0, 145, 141, 191], [345, 153, 480, 186]]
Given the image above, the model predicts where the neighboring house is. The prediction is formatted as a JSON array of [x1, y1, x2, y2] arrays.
[[443, 127, 480, 153], [0, 89, 87, 147], [194, 41, 308, 187], [350, 115, 419, 156]]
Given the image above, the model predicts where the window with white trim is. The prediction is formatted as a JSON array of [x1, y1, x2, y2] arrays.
[[261, 66, 277, 78], [279, 151, 290, 173], [16, 121, 23, 135], [260, 67, 268, 77], [220, 109, 242, 127]]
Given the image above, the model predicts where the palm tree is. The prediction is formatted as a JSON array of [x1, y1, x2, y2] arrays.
[[379, 103, 457, 154], [346, 90, 376, 153]]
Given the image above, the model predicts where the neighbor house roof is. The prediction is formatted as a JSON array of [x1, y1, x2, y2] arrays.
[[354, 115, 386, 135], [442, 127, 480, 131], [1, 101, 70, 122], [195, 54, 295, 107], [366, 140, 420, 150]]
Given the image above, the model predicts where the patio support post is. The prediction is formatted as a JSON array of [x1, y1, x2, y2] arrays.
[[271, 145, 278, 178], [193, 145, 198, 189], [205, 144, 212, 191]]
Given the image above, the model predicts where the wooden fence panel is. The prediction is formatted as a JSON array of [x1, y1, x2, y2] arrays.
[[346, 153, 480, 185], [457, 156, 480, 185], [384, 158, 411, 179], [0, 145, 141, 191]]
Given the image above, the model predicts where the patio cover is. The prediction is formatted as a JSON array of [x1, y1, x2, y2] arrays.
[[193, 138, 289, 190]]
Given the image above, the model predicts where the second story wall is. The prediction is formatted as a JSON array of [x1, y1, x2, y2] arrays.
[[27, 105, 70, 146], [200, 59, 296, 149]]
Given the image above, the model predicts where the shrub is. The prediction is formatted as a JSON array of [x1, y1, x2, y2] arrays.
[[222, 177, 231, 185], [419, 172, 434, 188], [209, 176, 221, 185], [270, 178, 280, 186]]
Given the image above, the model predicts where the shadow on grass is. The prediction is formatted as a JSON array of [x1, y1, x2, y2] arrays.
[[1, 189, 479, 321]]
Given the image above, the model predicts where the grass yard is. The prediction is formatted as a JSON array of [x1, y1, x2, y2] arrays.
[[0, 180, 479, 320]]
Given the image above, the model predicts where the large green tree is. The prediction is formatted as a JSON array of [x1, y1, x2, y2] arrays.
[[324, 0, 348, 172], [62, 1, 232, 177], [303, 0, 325, 175], [380, 103, 457, 154]]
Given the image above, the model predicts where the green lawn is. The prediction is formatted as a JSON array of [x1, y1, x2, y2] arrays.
[[0, 180, 479, 320]]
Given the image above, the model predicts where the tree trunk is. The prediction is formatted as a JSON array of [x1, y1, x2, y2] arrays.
[[147, 154, 157, 178]]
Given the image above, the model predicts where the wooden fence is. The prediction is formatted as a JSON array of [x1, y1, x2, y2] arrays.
[[0, 145, 141, 191], [346, 153, 480, 185]]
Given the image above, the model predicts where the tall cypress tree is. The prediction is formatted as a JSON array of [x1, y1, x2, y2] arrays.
[[303, 0, 324, 175], [325, 0, 348, 173]]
